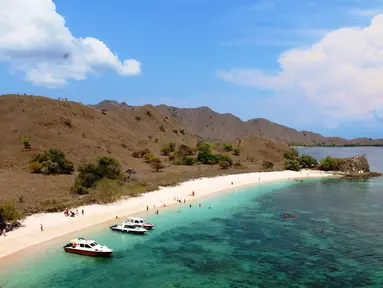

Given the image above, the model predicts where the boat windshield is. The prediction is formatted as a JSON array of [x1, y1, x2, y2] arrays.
[[90, 242, 96, 247]]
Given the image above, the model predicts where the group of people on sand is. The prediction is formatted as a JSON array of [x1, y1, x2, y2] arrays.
[[64, 208, 84, 217]]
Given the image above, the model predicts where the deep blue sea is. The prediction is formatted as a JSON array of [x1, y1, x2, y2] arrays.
[[1, 147, 383, 288]]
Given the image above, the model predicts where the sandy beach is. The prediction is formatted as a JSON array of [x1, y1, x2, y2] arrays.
[[0, 170, 335, 260]]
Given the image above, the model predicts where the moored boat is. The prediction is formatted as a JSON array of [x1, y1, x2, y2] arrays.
[[63, 237, 113, 257], [124, 217, 154, 230], [110, 223, 147, 234]]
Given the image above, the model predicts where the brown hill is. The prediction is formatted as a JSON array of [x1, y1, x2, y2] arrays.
[[0, 95, 290, 214], [154, 105, 383, 146]]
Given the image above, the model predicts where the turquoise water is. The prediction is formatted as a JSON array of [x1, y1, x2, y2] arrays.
[[3, 176, 383, 287]]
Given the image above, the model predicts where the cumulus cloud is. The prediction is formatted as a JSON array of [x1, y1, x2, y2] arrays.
[[0, 0, 141, 87], [217, 14, 383, 124]]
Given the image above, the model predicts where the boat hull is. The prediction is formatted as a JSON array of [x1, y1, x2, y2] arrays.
[[142, 224, 154, 230], [110, 226, 146, 234], [64, 247, 113, 257]]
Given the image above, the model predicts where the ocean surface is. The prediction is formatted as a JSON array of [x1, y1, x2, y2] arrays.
[[2, 147, 383, 288]]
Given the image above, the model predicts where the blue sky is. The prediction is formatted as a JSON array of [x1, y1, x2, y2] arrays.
[[1, 0, 383, 139]]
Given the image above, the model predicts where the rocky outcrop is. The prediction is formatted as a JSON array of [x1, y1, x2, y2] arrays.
[[339, 155, 370, 175]]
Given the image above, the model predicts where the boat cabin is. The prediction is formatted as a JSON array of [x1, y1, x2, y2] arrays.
[[124, 217, 145, 225]]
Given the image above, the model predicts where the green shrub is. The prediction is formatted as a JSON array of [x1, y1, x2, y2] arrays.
[[284, 159, 302, 171], [132, 149, 151, 158], [183, 157, 195, 166], [197, 142, 213, 153], [197, 152, 219, 165], [30, 149, 74, 175], [233, 162, 248, 169], [216, 154, 233, 166], [318, 156, 342, 171], [29, 161, 43, 173], [299, 155, 318, 168], [224, 144, 233, 152], [74, 157, 122, 193], [97, 157, 121, 179], [160, 142, 176, 156], [73, 184, 89, 195], [0, 202, 23, 223], [76, 163, 102, 188], [135, 116, 141, 121], [180, 129, 185, 135], [219, 161, 231, 169], [233, 148, 240, 156], [22, 137, 30, 149], [283, 149, 299, 160], [143, 153, 156, 163], [262, 161, 274, 169]]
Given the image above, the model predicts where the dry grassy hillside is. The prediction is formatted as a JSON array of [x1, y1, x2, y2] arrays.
[[0, 95, 197, 170], [155, 105, 383, 146], [0, 95, 290, 214]]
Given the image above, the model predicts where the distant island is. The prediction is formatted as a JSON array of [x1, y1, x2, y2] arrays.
[[291, 143, 383, 148]]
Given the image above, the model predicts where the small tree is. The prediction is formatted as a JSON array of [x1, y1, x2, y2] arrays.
[[219, 161, 231, 169], [299, 155, 318, 169], [151, 159, 164, 172], [97, 157, 121, 179], [143, 153, 156, 163], [283, 149, 299, 160], [217, 154, 233, 166], [22, 137, 30, 149], [183, 157, 195, 166], [30, 149, 74, 175], [160, 142, 176, 156], [233, 148, 240, 156], [224, 144, 233, 152], [197, 152, 219, 165], [284, 159, 302, 171], [197, 142, 213, 153], [318, 156, 342, 171], [0, 202, 22, 223]]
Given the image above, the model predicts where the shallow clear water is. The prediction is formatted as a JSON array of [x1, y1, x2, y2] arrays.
[[2, 176, 383, 287]]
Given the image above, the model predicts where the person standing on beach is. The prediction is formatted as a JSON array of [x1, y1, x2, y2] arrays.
[[40, 224, 44, 231], [146, 205, 149, 211], [2, 228, 5, 236], [82, 209, 84, 215]]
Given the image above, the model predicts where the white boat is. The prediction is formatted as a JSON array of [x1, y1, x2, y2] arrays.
[[124, 217, 154, 230], [63, 237, 113, 257], [110, 223, 147, 234]]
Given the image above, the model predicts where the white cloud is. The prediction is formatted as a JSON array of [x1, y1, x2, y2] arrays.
[[217, 14, 383, 124], [0, 0, 141, 88]]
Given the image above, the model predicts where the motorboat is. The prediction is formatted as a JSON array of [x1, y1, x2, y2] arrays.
[[124, 217, 154, 230], [63, 237, 113, 257], [110, 223, 147, 234]]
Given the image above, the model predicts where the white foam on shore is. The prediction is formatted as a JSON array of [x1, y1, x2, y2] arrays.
[[0, 170, 335, 259]]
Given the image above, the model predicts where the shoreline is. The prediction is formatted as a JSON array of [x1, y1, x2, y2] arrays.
[[0, 170, 335, 260]]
